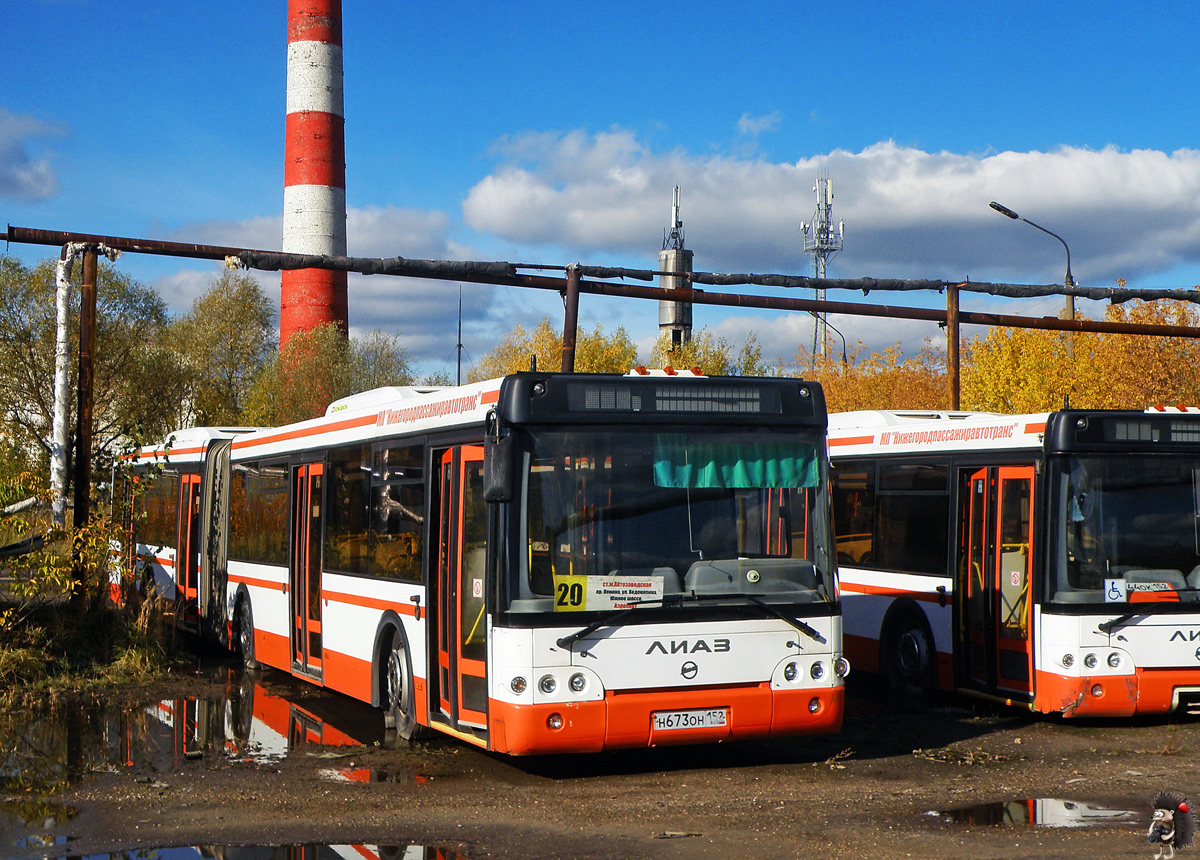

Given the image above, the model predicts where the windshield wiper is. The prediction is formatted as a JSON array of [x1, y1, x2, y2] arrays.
[[554, 590, 826, 650], [1098, 612, 1143, 635], [555, 594, 683, 649]]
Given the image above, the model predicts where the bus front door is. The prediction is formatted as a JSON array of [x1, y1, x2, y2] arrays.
[[290, 463, 324, 680], [961, 466, 1034, 700], [435, 446, 488, 731]]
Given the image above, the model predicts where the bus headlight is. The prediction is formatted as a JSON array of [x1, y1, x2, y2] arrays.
[[569, 673, 587, 693], [1107, 652, 1122, 669], [1084, 653, 1098, 669], [784, 662, 798, 682], [810, 661, 825, 680], [510, 676, 527, 694], [538, 675, 557, 694]]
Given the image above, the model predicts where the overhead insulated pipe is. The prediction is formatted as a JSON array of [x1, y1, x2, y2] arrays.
[[282, 0, 348, 345]]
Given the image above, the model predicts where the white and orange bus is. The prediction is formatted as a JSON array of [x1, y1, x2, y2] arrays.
[[124, 370, 846, 754], [829, 406, 1200, 717]]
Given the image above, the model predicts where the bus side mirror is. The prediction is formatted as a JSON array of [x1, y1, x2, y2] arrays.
[[484, 435, 515, 502]]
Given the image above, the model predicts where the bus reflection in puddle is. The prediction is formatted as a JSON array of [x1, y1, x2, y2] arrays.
[[150, 666, 387, 766], [0, 664, 411, 797], [928, 798, 1138, 827]]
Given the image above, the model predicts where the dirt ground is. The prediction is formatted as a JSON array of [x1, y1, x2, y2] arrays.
[[4, 665, 1198, 860]]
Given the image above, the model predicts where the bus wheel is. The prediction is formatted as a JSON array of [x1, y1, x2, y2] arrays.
[[237, 598, 258, 670], [884, 614, 933, 708], [385, 628, 426, 741]]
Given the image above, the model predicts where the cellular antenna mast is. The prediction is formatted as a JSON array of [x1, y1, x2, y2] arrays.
[[800, 174, 844, 362], [658, 185, 694, 350]]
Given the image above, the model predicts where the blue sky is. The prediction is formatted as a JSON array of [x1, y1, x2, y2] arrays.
[[4, 1, 1200, 378]]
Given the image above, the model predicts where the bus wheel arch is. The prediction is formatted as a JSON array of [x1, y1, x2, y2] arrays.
[[880, 601, 935, 705], [376, 617, 427, 741], [234, 587, 257, 670]]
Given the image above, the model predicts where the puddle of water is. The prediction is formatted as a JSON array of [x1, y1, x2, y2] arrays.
[[928, 798, 1139, 827], [319, 765, 432, 784], [0, 664, 392, 794], [1, 798, 78, 849], [3, 844, 467, 860]]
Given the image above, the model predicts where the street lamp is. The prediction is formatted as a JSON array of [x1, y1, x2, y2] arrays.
[[810, 312, 848, 365], [989, 201, 1076, 321]]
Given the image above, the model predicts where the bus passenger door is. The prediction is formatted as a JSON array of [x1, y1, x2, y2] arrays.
[[436, 446, 488, 730], [959, 466, 1034, 699], [176, 473, 201, 608], [290, 463, 324, 680], [994, 466, 1034, 697]]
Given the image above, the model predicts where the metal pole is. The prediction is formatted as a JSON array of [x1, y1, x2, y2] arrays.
[[70, 248, 97, 610], [947, 285, 960, 410], [50, 244, 77, 528], [73, 249, 97, 531], [561, 264, 580, 373]]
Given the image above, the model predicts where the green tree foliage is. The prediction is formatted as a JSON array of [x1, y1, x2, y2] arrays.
[[244, 323, 417, 425], [0, 256, 187, 474], [468, 318, 638, 381], [350, 329, 416, 391], [169, 270, 275, 426]]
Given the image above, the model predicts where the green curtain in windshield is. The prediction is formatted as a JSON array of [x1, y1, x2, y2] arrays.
[[652, 434, 820, 489]]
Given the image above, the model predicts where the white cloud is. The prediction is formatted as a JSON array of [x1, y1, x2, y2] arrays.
[[737, 111, 782, 137], [0, 107, 63, 201], [463, 131, 1200, 288], [159, 205, 499, 367]]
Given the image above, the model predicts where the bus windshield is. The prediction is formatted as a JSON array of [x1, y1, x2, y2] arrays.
[[1050, 455, 1200, 603], [507, 427, 834, 614]]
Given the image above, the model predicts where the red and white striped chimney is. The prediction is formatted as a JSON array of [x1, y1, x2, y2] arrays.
[[282, 0, 348, 346]]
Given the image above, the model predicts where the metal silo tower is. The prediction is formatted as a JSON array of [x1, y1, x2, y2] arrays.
[[658, 186, 694, 351], [800, 175, 843, 361]]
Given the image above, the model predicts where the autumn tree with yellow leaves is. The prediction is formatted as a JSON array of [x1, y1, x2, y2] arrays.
[[467, 318, 638, 381], [779, 343, 947, 412], [962, 300, 1200, 412]]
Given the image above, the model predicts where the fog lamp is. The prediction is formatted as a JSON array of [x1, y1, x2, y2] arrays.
[[1090, 684, 1104, 698], [808, 697, 821, 713], [547, 713, 564, 729]]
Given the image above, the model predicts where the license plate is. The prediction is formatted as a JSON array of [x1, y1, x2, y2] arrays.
[[652, 708, 728, 731]]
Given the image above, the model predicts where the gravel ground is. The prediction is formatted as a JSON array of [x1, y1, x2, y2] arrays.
[[2, 665, 1195, 860]]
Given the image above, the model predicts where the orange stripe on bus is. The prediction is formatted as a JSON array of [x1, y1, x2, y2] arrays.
[[829, 435, 874, 447], [481, 388, 499, 404], [233, 414, 379, 450], [1023, 422, 1046, 434], [228, 572, 286, 592], [323, 590, 417, 615], [840, 580, 952, 605]]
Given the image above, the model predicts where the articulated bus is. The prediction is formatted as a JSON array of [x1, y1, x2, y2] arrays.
[[828, 406, 1200, 717], [122, 371, 846, 754]]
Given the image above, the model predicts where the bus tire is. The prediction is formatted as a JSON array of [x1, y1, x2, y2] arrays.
[[236, 596, 258, 670], [883, 611, 934, 709], [384, 627, 427, 741]]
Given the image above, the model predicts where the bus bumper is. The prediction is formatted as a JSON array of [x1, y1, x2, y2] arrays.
[[489, 683, 844, 755]]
